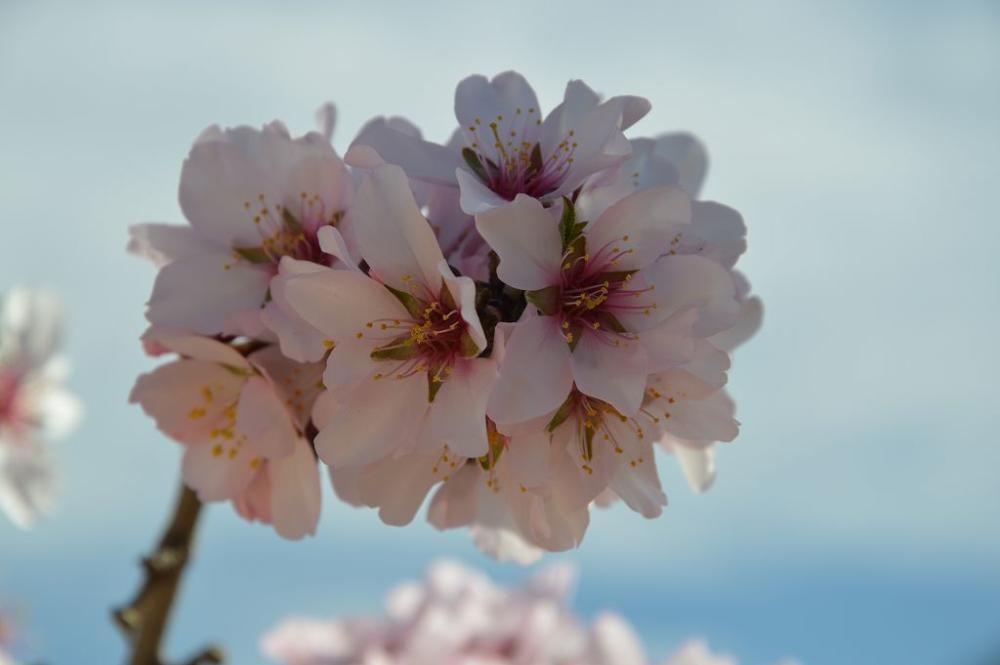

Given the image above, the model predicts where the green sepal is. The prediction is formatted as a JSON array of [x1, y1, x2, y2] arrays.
[[384, 284, 427, 319], [592, 311, 629, 334], [558, 196, 577, 250], [529, 143, 544, 173], [595, 269, 638, 284], [477, 431, 506, 470], [582, 424, 596, 461], [233, 246, 270, 264], [546, 393, 576, 432], [459, 330, 481, 358], [525, 285, 560, 315], [462, 147, 489, 182], [566, 321, 584, 352], [371, 337, 419, 361], [281, 208, 304, 235], [427, 364, 446, 402]]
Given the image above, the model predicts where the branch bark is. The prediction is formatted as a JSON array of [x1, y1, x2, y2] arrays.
[[114, 484, 224, 665]]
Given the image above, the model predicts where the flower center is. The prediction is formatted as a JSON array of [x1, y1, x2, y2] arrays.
[[462, 112, 578, 201], [547, 391, 653, 475], [554, 234, 655, 348], [361, 285, 476, 398], [228, 192, 343, 271]]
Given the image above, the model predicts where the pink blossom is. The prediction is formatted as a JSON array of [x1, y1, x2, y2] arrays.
[[130, 330, 323, 539], [261, 562, 799, 665], [270, 165, 496, 469], [347, 72, 650, 215], [130, 116, 353, 336], [0, 288, 81, 528], [478, 188, 739, 425]]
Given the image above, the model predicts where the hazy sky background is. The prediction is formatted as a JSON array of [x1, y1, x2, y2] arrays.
[[1, 1, 999, 664]]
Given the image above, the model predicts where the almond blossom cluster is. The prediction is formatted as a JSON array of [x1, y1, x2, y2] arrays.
[[0, 288, 82, 528], [130, 72, 761, 554], [261, 560, 794, 665]]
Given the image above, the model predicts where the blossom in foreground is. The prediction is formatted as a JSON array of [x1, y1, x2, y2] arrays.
[[130, 330, 323, 538], [261, 560, 798, 665], [0, 288, 82, 528], [131, 71, 761, 554], [272, 164, 496, 467], [348, 71, 650, 214], [130, 118, 352, 336]]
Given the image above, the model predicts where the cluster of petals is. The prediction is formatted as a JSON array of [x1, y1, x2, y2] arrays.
[[0, 288, 82, 528], [261, 560, 795, 665], [0, 612, 15, 665], [129, 71, 761, 554]]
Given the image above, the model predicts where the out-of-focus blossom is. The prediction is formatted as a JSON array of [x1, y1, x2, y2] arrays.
[[0, 607, 23, 665], [130, 330, 323, 539], [0, 288, 82, 528], [130, 116, 353, 336], [261, 561, 798, 665]]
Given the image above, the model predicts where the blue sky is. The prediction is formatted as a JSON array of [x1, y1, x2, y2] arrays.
[[1, 1, 998, 664]]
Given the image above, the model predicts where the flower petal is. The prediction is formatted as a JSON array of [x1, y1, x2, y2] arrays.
[[182, 440, 257, 502], [347, 165, 445, 293], [571, 331, 647, 416], [585, 185, 692, 271], [146, 252, 270, 335], [127, 223, 209, 268], [487, 315, 573, 425], [314, 373, 428, 467], [0, 442, 56, 528], [236, 376, 297, 459], [474, 194, 561, 291], [427, 357, 495, 458], [347, 116, 461, 186], [267, 437, 321, 539]]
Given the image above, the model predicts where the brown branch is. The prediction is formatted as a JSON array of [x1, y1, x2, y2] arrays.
[[113, 484, 225, 665]]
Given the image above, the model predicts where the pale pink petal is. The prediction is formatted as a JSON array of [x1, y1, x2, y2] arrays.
[[182, 441, 257, 502], [267, 437, 321, 539], [646, 255, 739, 336], [347, 165, 445, 292], [474, 194, 561, 291], [487, 315, 573, 426], [279, 267, 409, 342], [710, 295, 763, 352], [663, 639, 737, 665], [441, 266, 486, 353], [585, 185, 692, 271], [247, 346, 324, 430], [455, 168, 510, 215], [427, 463, 479, 529], [501, 418, 552, 489], [236, 376, 297, 459], [590, 613, 650, 665], [127, 223, 209, 268], [315, 102, 336, 141], [686, 201, 747, 268], [232, 467, 272, 525], [428, 358, 495, 458], [130, 360, 243, 445], [261, 257, 335, 363], [608, 442, 666, 518], [0, 442, 56, 528], [314, 374, 428, 467], [670, 443, 717, 493], [653, 132, 709, 197], [368, 453, 442, 526], [347, 116, 461, 186], [141, 328, 251, 369], [571, 331, 647, 416], [664, 391, 739, 442], [146, 252, 270, 335], [316, 226, 361, 271]]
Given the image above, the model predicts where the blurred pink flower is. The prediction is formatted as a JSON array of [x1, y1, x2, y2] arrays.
[[0, 288, 82, 528], [261, 562, 798, 665]]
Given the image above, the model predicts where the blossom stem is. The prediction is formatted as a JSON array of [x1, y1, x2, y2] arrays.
[[113, 483, 224, 665]]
